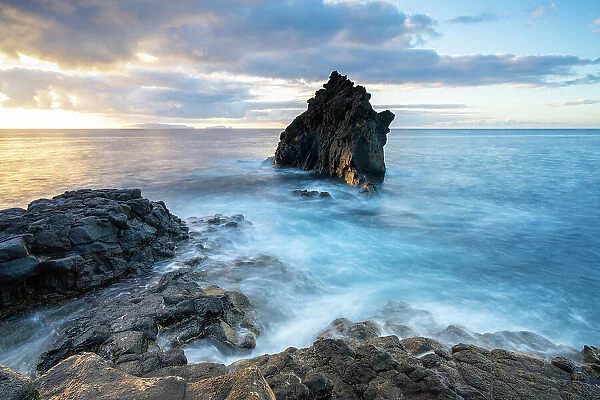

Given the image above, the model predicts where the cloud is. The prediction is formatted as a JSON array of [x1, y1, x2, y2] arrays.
[[530, 3, 556, 20], [0, 67, 256, 118], [594, 17, 600, 33], [551, 99, 600, 107], [0, 0, 437, 70], [448, 13, 499, 24], [374, 104, 470, 109], [0, 0, 598, 127]]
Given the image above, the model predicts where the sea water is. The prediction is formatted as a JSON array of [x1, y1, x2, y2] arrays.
[[1, 128, 599, 373]]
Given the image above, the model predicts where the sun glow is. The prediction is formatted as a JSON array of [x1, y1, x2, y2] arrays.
[[0, 108, 119, 129]]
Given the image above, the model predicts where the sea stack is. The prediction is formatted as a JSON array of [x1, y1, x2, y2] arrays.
[[273, 71, 395, 193]]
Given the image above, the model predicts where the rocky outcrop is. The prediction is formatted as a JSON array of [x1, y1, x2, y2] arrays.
[[273, 71, 394, 193], [0, 189, 189, 318], [0, 364, 37, 400], [34, 352, 275, 400], [3, 335, 600, 399], [234, 336, 600, 400], [37, 269, 260, 375], [36, 353, 187, 400]]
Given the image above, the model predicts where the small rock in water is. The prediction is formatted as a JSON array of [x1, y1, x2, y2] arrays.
[[291, 189, 332, 199]]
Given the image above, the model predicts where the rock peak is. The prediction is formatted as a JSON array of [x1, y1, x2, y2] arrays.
[[273, 71, 394, 193]]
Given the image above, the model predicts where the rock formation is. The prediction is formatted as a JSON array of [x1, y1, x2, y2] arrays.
[[273, 71, 394, 193], [2, 325, 600, 399], [0, 189, 189, 317], [233, 335, 600, 399], [37, 269, 260, 375]]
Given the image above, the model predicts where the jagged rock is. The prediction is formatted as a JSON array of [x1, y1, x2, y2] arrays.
[[0, 189, 189, 318], [273, 71, 394, 193], [0, 364, 38, 400], [37, 269, 260, 375], [233, 336, 600, 400], [35, 353, 187, 400], [187, 366, 275, 400]]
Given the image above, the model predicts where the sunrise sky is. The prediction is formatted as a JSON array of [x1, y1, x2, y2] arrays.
[[0, 0, 599, 129]]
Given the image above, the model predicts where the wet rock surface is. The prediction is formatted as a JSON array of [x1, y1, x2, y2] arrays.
[[0, 189, 189, 318], [37, 268, 260, 375], [273, 71, 394, 193], [234, 336, 600, 400], [291, 190, 332, 199]]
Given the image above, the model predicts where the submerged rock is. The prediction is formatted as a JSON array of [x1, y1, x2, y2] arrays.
[[37, 269, 260, 375], [273, 71, 394, 193], [0, 189, 189, 318]]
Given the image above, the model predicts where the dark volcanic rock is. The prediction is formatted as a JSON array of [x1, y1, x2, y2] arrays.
[[37, 269, 260, 375], [291, 190, 332, 199], [233, 336, 600, 400], [0, 189, 189, 318], [0, 364, 38, 400], [317, 318, 381, 342], [273, 71, 394, 193]]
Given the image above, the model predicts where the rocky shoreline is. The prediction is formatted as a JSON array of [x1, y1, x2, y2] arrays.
[[0, 189, 188, 318], [1, 189, 599, 399]]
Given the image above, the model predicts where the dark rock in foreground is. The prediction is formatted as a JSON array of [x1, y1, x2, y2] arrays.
[[37, 269, 260, 375], [234, 336, 600, 400], [2, 334, 600, 399], [0, 189, 189, 318], [273, 71, 394, 193], [34, 352, 275, 400]]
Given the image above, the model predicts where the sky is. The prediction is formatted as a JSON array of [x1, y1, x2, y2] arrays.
[[0, 0, 599, 129]]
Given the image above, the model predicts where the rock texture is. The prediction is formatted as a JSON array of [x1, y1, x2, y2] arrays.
[[234, 336, 600, 400], [34, 352, 275, 400], [37, 269, 260, 375], [2, 335, 600, 399], [0, 364, 38, 400], [0, 189, 189, 318], [273, 71, 394, 193], [36, 353, 186, 400]]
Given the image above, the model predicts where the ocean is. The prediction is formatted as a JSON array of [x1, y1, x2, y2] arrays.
[[1, 128, 599, 373]]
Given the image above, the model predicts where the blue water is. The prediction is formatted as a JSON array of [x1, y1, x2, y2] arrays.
[[0, 128, 599, 371]]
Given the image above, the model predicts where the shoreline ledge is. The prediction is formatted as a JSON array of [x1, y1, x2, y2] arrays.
[[273, 71, 395, 194], [0, 188, 189, 318], [2, 333, 599, 399]]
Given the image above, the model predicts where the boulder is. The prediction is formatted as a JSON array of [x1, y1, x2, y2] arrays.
[[37, 269, 260, 375], [0, 189, 189, 318], [35, 353, 186, 400], [273, 71, 394, 193]]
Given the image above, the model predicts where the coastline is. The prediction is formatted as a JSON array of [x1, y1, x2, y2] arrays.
[[1, 189, 599, 399]]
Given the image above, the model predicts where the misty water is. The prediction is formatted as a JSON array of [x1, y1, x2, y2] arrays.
[[1, 128, 599, 374]]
